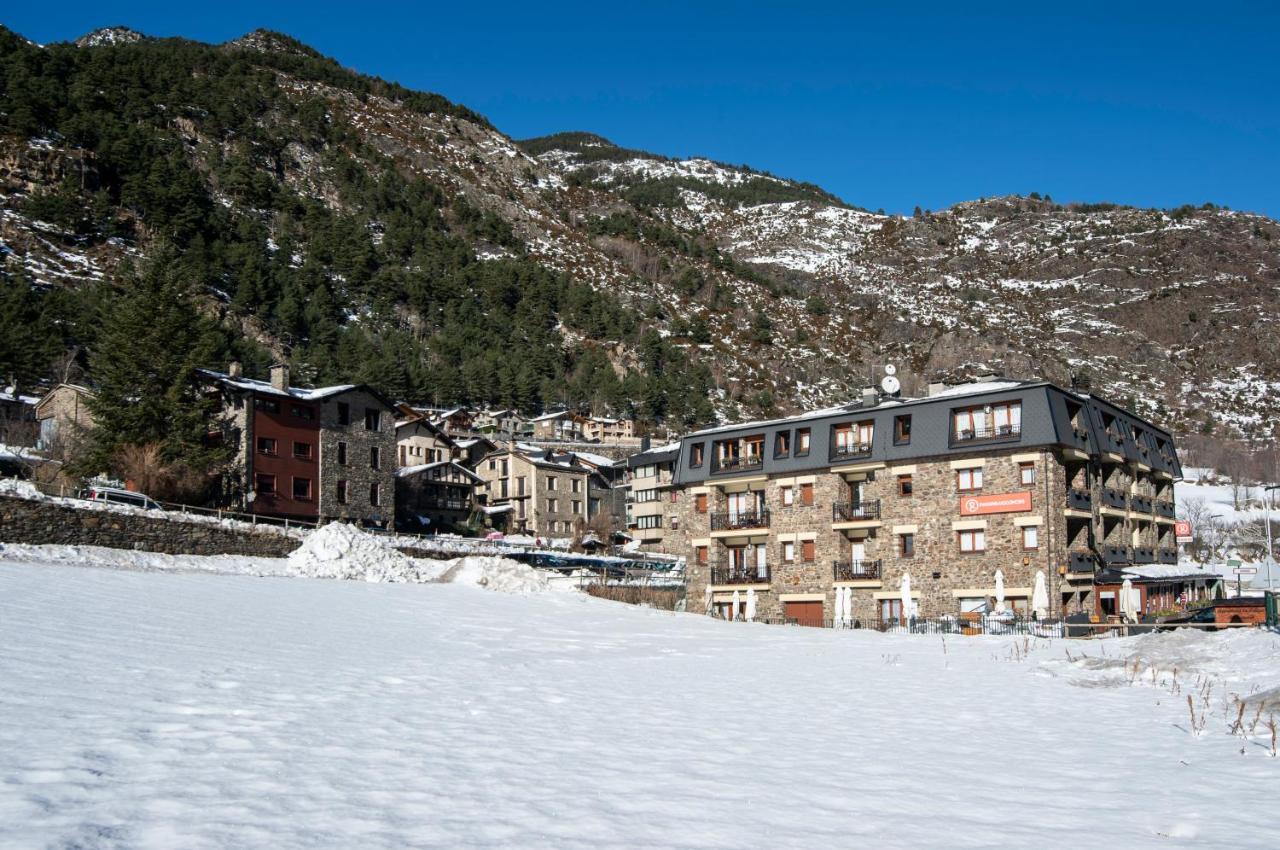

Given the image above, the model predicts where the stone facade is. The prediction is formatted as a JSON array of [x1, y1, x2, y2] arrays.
[[395, 462, 480, 532], [396, 418, 455, 467], [0, 495, 298, 557], [33, 383, 95, 455], [476, 449, 591, 538], [317, 388, 397, 526]]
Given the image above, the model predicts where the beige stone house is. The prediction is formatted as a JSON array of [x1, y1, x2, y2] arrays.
[[33, 383, 95, 455], [581, 415, 636, 444], [475, 446, 596, 538], [396, 415, 456, 467], [663, 377, 1182, 626], [625, 442, 680, 549]]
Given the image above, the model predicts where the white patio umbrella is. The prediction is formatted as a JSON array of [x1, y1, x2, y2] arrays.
[[1032, 570, 1049, 620], [1120, 577, 1137, 622], [731, 589, 741, 621], [703, 582, 713, 616], [745, 588, 757, 622], [842, 585, 853, 625], [900, 573, 912, 622], [994, 569, 1006, 614]]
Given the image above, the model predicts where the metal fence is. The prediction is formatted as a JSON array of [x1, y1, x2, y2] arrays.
[[716, 613, 1266, 638]]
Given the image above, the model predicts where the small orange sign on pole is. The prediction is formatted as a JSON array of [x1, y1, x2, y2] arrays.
[[959, 492, 1032, 516]]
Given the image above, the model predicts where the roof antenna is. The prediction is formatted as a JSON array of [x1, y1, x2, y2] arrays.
[[880, 364, 901, 398]]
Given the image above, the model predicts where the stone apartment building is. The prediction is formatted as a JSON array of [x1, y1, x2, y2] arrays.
[[664, 377, 1183, 626], [625, 442, 680, 549], [200, 364, 398, 525], [475, 445, 597, 538]]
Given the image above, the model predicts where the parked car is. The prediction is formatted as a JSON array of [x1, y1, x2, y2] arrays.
[[79, 486, 162, 511]]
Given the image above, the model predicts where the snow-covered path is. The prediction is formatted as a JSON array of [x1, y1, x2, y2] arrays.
[[0, 558, 1275, 849]]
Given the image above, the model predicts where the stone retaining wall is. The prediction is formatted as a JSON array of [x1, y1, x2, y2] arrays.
[[0, 495, 298, 558]]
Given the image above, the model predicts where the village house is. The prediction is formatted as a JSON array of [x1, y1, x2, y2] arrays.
[[472, 408, 529, 437], [581, 415, 637, 444], [199, 363, 398, 526], [452, 435, 498, 469], [663, 376, 1190, 626], [396, 460, 482, 533], [0, 382, 42, 447], [33, 383, 95, 456], [395, 412, 457, 467], [475, 445, 610, 539], [431, 407, 475, 435], [625, 442, 681, 549], [530, 410, 582, 442]]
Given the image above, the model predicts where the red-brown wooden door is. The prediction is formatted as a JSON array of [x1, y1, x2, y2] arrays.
[[785, 600, 824, 627]]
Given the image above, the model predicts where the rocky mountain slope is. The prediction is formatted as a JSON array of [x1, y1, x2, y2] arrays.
[[2, 26, 1278, 441]]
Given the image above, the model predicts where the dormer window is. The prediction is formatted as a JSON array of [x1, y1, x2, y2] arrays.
[[952, 402, 1021, 442], [832, 421, 874, 460]]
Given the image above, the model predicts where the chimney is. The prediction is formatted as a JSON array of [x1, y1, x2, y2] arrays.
[[640, 435, 651, 452], [1071, 373, 1092, 393], [927, 381, 949, 397], [270, 363, 290, 392], [861, 387, 879, 407], [227, 361, 243, 378], [973, 373, 999, 384]]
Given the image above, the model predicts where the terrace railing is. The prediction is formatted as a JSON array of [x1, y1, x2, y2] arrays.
[[832, 500, 881, 522], [709, 509, 771, 531], [833, 559, 882, 581]]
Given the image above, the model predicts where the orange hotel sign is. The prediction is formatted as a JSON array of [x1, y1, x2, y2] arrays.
[[959, 491, 1033, 516]]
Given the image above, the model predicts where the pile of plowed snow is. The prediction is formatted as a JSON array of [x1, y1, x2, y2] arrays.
[[287, 523, 426, 583], [436, 555, 552, 594]]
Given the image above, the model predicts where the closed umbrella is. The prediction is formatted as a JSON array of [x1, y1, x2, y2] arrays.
[[1032, 571, 1049, 619], [704, 582, 713, 616], [841, 585, 852, 626], [900, 573, 912, 623], [1120, 577, 1137, 622], [834, 586, 844, 628], [731, 589, 741, 621], [994, 569, 1006, 614], [745, 588, 757, 622]]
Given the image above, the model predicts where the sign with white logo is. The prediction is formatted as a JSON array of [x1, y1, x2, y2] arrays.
[[1233, 566, 1258, 575], [959, 492, 1032, 516], [1174, 520, 1193, 543]]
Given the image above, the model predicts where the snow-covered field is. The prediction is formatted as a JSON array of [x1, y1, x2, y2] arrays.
[[1, 547, 1277, 849]]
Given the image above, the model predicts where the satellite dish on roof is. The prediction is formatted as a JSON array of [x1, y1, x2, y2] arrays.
[[881, 375, 901, 395], [884, 364, 897, 376]]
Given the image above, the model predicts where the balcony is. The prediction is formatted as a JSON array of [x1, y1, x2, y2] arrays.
[[832, 500, 881, 523], [710, 509, 771, 532], [424, 498, 471, 511], [1101, 488, 1128, 510], [1101, 544, 1132, 566], [833, 559, 881, 581], [712, 455, 764, 475], [1068, 550, 1096, 574], [1102, 432, 1126, 456], [710, 564, 771, 585], [1130, 494, 1154, 514], [1154, 499, 1176, 519], [1132, 547, 1156, 564], [830, 442, 873, 463], [1158, 548, 1178, 565], [951, 423, 1022, 445], [1066, 488, 1092, 512], [1068, 424, 1091, 449]]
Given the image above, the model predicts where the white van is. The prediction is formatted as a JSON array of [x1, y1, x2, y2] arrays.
[[80, 486, 163, 511]]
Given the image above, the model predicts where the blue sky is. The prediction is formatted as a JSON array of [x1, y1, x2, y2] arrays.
[[6, 1, 1278, 216]]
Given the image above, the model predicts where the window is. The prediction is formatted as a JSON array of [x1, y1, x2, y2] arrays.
[[782, 541, 796, 562], [894, 415, 912, 445], [337, 441, 347, 466], [370, 447, 381, 470], [900, 533, 915, 557], [255, 473, 276, 495], [958, 529, 986, 552], [833, 421, 874, 457], [956, 467, 984, 491], [336, 480, 348, 504], [799, 482, 814, 506], [695, 545, 709, 566], [254, 398, 280, 414], [365, 409, 381, 431], [690, 443, 705, 467], [256, 437, 278, 456], [695, 493, 708, 514], [898, 474, 913, 496], [1020, 462, 1036, 485], [548, 498, 558, 513], [801, 540, 816, 562], [572, 500, 582, 515], [292, 477, 312, 501], [488, 459, 496, 471], [293, 441, 312, 460], [636, 515, 662, 530], [369, 483, 381, 507], [781, 486, 795, 506], [290, 404, 315, 420], [547, 477, 557, 491], [571, 479, 581, 493], [669, 490, 680, 503], [796, 428, 811, 456], [1022, 526, 1039, 550], [775, 430, 791, 458], [634, 489, 659, 503], [952, 401, 1021, 441], [517, 476, 527, 496], [337, 402, 350, 426]]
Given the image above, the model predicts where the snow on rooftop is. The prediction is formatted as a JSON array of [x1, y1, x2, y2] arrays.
[[924, 379, 1026, 398], [200, 369, 356, 402]]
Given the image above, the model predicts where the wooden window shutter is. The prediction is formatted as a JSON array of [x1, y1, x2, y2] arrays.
[[801, 540, 816, 562], [800, 483, 814, 506], [696, 493, 708, 514]]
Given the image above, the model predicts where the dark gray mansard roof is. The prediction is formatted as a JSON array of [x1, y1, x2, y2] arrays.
[[673, 379, 1181, 485]]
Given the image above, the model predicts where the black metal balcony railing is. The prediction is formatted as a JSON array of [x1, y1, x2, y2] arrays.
[[1101, 545, 1132, 565], [1154, 499, 1176, 518], [1158, 548, 1178, 564], [1130, 494, 1154, 514], [1068, 550, 1097, 573], [1132, 547, 1156, 564], [710, 564, 771, 585], [830, 442, 874, 462], [712, 455, 764, 474], [1066, 488, 1092, 511], [833, 559, 882, 581], [1101, 487, 1128, 510], [709, 509, 771, 531], [424, 498, 471, 511], [832, 500, 881, 522], [1069, 425, 1090, 447], [951, 424, 1022, 444]]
